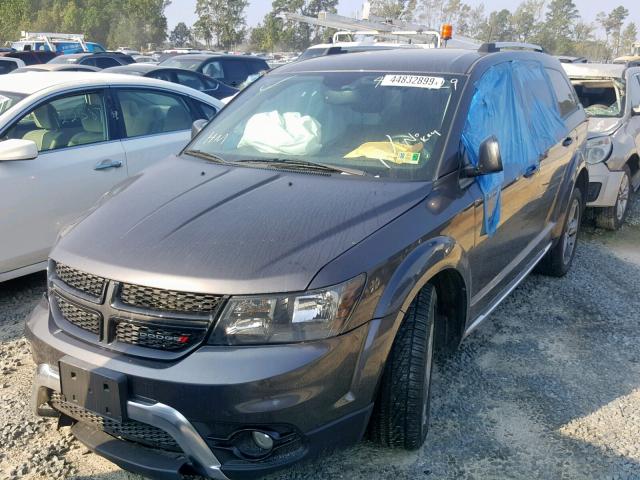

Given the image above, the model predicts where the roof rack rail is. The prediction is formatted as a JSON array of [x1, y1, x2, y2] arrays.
[[479, 42, 545, 53], [19, 31, 89, 52]]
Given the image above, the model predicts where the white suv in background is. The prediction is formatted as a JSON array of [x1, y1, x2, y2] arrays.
[[0, 72, 221, 281]]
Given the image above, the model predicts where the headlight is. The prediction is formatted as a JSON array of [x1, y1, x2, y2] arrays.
[[210, 274, 366, 345], [585, 136, 612, 164]]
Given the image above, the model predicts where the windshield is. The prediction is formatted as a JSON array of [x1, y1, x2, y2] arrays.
[[571, 78, 626, 118], [187, 71, 464, 180], [0, 91, 26, 115], [48, 56, 80, 64], [160, 56, 201, 70]]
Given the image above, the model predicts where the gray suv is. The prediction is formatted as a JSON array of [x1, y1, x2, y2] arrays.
[[28, 44, 588, 479], [563, 63, 640, 229]]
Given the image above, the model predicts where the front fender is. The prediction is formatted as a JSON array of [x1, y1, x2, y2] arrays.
[[373, 236, 470, 319]]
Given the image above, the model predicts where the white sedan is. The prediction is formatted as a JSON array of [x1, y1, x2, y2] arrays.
[[0, 72, 221, 282]]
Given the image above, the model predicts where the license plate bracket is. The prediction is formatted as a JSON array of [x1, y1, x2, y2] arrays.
[[58, 356, 128, 422]]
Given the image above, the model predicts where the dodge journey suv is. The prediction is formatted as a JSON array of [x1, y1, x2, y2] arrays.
[[28, 44, 589, 479]]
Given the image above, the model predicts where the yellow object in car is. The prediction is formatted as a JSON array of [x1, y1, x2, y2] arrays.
[[344, 141, 423, 164]]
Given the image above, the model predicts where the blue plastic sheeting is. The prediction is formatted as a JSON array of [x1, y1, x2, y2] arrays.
[[461, 61, 567, 235]]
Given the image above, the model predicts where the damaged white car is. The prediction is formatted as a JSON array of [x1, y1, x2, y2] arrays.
[[564, 63, 640, 229]]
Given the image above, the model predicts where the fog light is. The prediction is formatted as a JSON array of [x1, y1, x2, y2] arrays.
[[252, 431, 274, 450]]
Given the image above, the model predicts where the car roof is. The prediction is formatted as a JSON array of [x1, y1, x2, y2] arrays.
[[0, 71, 215, 98], [105, 63, 159, 74], [15, 64, 100, 72], [278, 48, 483, 75], [168, 54, 267, 62], [562, 63, 627, 78]]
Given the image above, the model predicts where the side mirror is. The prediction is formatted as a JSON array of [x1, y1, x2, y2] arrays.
[[0, 139, 39, 162], [632, 106, 640, 116], [191, 119, 209, 139], [462, 136, 503, 177]]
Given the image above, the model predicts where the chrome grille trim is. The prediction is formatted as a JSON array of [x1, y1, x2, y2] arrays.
[[54, 294, 101, 335], [120, 283, 224, 314], [114, 319, 206, 351], [50, 392, 180, 451], [55, 262, 106, 298]]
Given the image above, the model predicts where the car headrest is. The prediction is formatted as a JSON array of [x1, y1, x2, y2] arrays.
[[32, 104, 60, 130], [81, 105, 104, 133]]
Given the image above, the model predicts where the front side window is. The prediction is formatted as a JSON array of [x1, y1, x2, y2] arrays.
[[4, 91, 108, 152], [187, 71, 464, 180], [117, 89, 193, 138], [175, 71, 204, 91], [546, 69, 580, 117], [221, 60, 249, 84], [202, 61, 223, 79]]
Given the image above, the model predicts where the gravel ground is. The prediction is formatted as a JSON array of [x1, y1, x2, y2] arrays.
[[1, 198, 639, 480]]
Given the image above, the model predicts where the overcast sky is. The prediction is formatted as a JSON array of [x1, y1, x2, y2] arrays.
[[166, 0, 640, 32]]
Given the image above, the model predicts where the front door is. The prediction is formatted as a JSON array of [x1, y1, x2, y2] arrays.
[[0, 89, 127, 275]]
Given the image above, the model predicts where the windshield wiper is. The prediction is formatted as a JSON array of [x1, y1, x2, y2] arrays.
[[184, 149, 231, 165], [236, 158, 368, 176]]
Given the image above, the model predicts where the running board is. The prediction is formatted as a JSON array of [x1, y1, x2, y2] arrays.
[[463, 242, 551, 338]]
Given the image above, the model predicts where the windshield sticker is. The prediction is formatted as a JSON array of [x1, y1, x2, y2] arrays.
[[396, 151, 421, 164], [377, 75, 446, 89]]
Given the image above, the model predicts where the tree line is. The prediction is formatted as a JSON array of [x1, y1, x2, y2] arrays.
[[0, 0, 636, 59]]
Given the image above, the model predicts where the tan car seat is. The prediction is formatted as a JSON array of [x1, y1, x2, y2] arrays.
[[68, 105, 107, 146], [23, 104, 64, 151]]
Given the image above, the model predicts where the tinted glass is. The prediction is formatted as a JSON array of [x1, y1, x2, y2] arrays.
[[221, 60, 249, 84], [546, 69, 580, 117], [175, 71, 204, 91], [187, 72, 464, 180], [117, 89, 193, 138], [246, 60, 269, 74], [4, 91, 108, 152], [202, 60, 223, 79], [95, 57, 120, 69], [0, 60, 18, 74]]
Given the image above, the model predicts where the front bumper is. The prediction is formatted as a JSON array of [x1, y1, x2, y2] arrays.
[[586, 161, 625, 207], [27, 295, 387, 479]]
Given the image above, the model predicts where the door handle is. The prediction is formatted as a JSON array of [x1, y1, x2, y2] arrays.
[[94, 159, 123, 171], [562, 137, 574, 147], [523, 165, 539, 178]]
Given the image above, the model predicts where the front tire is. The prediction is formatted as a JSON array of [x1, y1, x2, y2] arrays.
[[369, 285, 437, 449], [537, 187, 583, 277], [595, 165, 632, 231]]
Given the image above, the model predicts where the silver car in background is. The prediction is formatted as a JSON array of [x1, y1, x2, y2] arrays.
[[563, 63, 640, 229]]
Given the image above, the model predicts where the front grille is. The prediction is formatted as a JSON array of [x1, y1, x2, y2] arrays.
[[114, 320, 205, 351], [120, 283, 223, 314], [55, 262, 106, 298], [55, 295, 101, 335], [50, 392, 180, 451]]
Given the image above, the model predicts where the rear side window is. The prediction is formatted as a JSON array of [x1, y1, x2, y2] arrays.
[[175, 71, 205, 91], [0, 60, 18, 74], [546, 68, 580, 117], [220, 60, 249, 85], [94, 57, 121, 69], [202, 60, 223, 79], [630, 75, 640, 108], [117, 89, 194, 138]]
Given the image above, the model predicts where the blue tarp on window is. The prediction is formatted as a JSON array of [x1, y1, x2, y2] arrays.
[[461, 60, 568, 235]]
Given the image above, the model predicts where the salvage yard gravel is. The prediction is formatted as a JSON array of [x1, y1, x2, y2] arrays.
[[1, 198, 639, 480]]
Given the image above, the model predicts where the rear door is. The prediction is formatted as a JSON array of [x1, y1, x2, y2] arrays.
[[113, 87, 202, 175], [0, 89, 126, 274]]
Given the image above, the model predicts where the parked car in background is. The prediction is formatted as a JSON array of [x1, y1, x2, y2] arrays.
[[0, 57, 26, 74], [103, 64, 238, 100], [11, 32, 106, 54], [160, 54, 270, 88], [132, 55, 157, 64], [13, 64, 100, 73], [27, 44, 588, 479], [564, 63, 640, 229], [48, 53, 135, 69], [298, 41, 422, 61], [0, 50, 58, 65], [0, 72, 222, 282]]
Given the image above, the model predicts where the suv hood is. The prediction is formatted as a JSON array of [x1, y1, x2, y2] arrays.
[[52, 155, 431, 295]]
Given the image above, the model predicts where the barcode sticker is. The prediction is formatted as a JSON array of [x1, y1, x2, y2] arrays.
[[380, 75, 446, 89]]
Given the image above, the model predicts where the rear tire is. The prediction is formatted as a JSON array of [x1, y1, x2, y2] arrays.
[[537, 187, 583, 277], [595, 165, 632, 231], [368, 285, 437, 449]]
